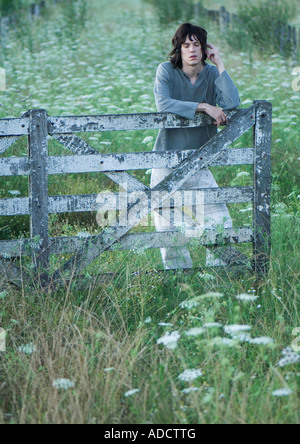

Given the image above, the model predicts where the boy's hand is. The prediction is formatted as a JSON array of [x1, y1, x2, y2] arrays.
[[197, 103, 228, 128], [206, 43, 225, 74]]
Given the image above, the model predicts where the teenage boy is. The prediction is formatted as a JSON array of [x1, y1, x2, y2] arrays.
[[151, 23, 240, 269]]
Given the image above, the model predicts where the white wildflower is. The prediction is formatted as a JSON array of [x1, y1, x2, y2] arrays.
[[178, 369, 203, 382], [185, 327, 205, 337], [52, 378, 75, 390], [198, 273, 215, 281], [273, 203, 287, 215], [181, 387, 199, 394], [210, 337, 237, 347], [0, 291, 8, 299], [272, 118, 286, 124], [199, 292, 224, 299], [18, 343, 36, 355], [232, 333, 252, 342], [224, 325, 252, 335], [144, 317, 152, 324], [124, 389, 140, 397], [203, 322, 222, 328], [242, 99, 253, 105], [77, 231, 91, 239], [142, 136, 153, 144], [239, 207, 252, 213], [180, 298, 200, 309], [158, 322, 173, 327], [236, 294, 259, 302], [180, 292, 223, 309], [2, 253, 11, 259], [157, 331, 181, 350], [277, 347, 300, 368], [236, 172, 250, 178], [189, 316, 202, 321], [272, 388, 293, 397], [249, 337, 274, 345], [103, 367, 115, 373]]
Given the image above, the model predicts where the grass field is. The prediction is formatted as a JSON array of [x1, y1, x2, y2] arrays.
[[201, 0, 300, 25], [0, 0, 299, 424]]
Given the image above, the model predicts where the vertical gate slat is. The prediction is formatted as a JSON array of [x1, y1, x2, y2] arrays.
[[29, 109, 50, 280], [253, 101, 272, 275]]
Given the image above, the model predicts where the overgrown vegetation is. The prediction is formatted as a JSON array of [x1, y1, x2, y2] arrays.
[[144, 0, 196, 24], [59, 0, 88, 38], [144, 0, 298, 59], [0, 0, 299, 424], [225, 0, 297, 57], [0, 0, 40, 16], [0, 0, 22, 16], [0, 0, 88, 52]]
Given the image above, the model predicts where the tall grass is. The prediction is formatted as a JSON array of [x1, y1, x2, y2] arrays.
[[224, 0, 297, 58], [0, 0, 299, 424], [0, 0, 25, 16], [0, 224, 299, 424], [144, 0, 196, 24]]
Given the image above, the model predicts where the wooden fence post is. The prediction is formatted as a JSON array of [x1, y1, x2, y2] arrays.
[[253, 101, 272, 276], [28, 109, 49, 282], [292, 26, 297, 61], [219, 6, 227, 34]]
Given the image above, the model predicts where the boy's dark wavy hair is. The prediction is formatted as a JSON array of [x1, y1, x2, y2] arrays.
[[169, 23, 208, 69]]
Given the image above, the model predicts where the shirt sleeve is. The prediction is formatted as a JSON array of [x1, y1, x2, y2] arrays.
[[215, 70, 240, 109], [153, 64, 199, 119]]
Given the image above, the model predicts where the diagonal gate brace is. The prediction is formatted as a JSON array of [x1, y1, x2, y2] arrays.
[[52, 133, 149, 193]]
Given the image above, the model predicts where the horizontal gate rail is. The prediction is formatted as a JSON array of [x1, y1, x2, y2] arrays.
[[0, 186, 254, 216], [0, 148, 254, 177], [0, 109, 242, 138], [0, 117, 29, 136], [0, 101, 272, 287], [1, 227, 254, 258], [46, 109, 242, 134]]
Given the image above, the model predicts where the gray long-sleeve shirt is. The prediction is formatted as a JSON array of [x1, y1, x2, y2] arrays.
[[153, 62, 240, 152]]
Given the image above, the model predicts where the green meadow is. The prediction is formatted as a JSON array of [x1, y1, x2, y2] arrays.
[[0, 0, 299, 424]]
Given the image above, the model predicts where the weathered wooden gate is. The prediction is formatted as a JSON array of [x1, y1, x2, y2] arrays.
[[0, 101, 272, 287]]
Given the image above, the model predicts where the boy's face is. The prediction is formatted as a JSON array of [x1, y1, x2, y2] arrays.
[[181, 35, 204, 69]]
